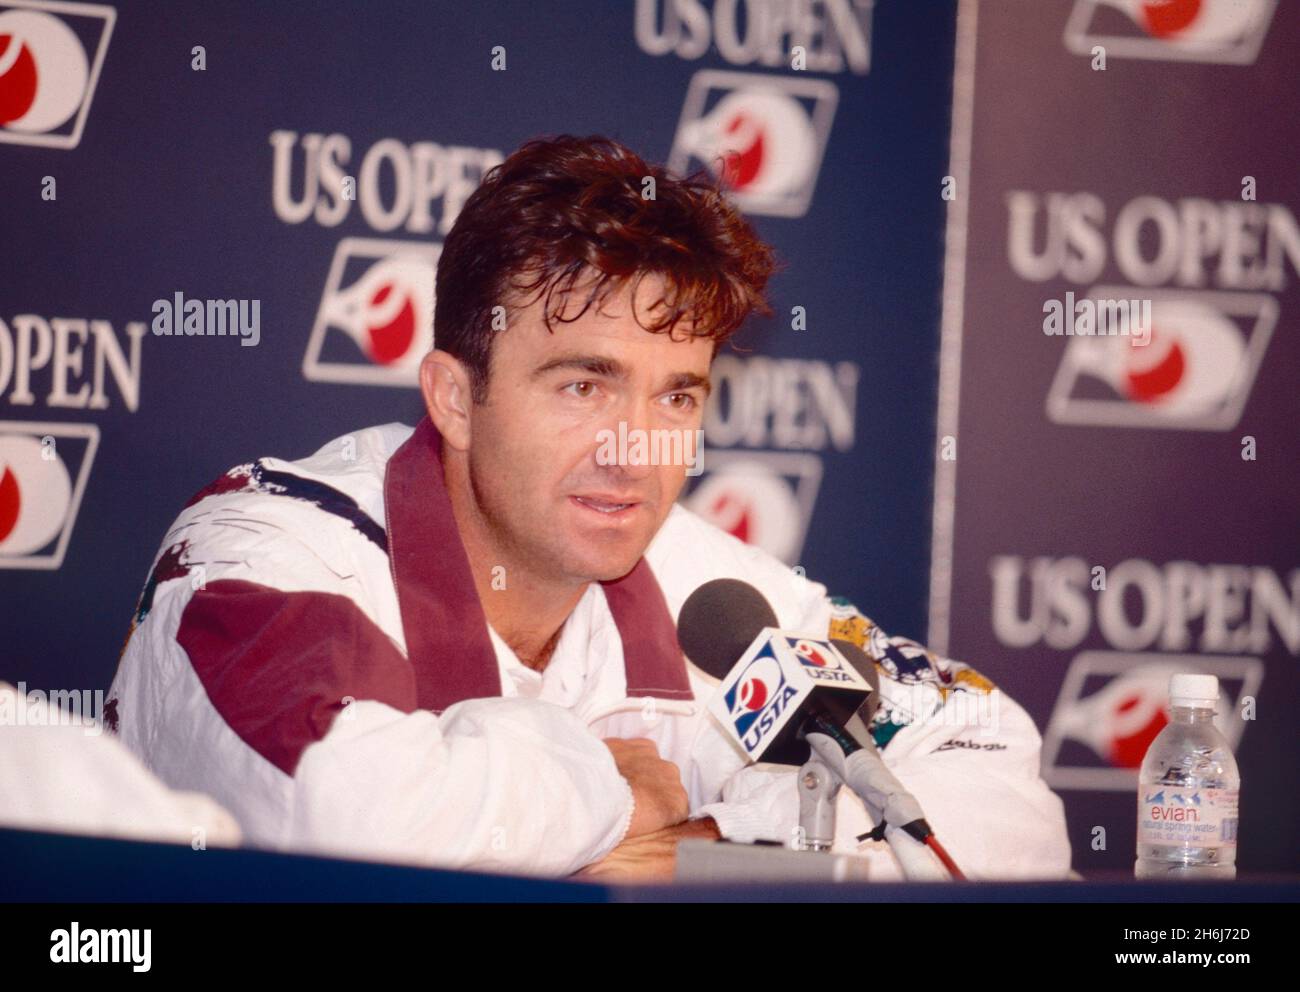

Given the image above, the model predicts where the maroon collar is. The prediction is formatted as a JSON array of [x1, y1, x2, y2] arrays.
[[382, 415, 693, 713]]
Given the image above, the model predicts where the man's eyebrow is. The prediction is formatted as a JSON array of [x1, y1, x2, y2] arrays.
[[531, 354, 712, 396], [530, 353, 628, 380], [664, 371, 712, 397]]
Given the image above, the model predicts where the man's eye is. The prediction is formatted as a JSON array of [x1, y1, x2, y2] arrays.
[[564, 381, 597, 398], [665, 392, 697, 411]]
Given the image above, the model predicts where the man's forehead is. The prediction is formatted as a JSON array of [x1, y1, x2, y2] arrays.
[[505, 276, 712, 367]]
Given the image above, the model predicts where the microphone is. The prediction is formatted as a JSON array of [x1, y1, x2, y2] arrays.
[[677, 579, 875, 766], [826, 636, 881, 731], [678, 579, 964, 879], [678, 578, 883, 732], [677, 577, 777, 675]]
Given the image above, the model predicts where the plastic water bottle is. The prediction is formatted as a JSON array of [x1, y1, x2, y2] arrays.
[[1135, 673, 1239, 880]]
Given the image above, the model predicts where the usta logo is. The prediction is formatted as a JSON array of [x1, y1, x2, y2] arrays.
[[729, 653, 784, 716], [793, 639, 838, 668]]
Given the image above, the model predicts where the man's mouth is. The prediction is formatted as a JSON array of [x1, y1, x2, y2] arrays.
[[571, 495, 639, 515]]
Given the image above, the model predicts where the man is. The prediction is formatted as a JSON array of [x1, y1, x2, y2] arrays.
[[108, 135, 1070, 881]]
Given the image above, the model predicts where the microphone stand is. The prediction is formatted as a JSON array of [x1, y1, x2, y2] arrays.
[[797, 727, 953, 881]]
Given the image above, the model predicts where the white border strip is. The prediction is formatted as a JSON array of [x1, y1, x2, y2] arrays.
[[926, 0, 978, 655]]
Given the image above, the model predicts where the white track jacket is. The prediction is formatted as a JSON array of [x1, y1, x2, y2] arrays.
[[107, 417, 1071, 880]]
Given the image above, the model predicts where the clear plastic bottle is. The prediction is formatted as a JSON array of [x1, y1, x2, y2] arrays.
[[1135, 673, 1239, 879]]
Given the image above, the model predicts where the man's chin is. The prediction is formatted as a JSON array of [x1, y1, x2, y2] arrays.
[[586, 554, 645, 583], [565, 544, 647, 584], [553, 515, 660, 582]]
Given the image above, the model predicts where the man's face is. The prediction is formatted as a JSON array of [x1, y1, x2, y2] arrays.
[[460, 272, 713, 585]]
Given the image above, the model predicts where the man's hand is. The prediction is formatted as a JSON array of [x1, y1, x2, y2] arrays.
[[604, 737, 688, 838], [573, 817, 722, 882]]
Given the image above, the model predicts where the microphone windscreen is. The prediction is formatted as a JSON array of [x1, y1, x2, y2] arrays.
[[831, 638, 882, 723], [676, 578, 778, 680]]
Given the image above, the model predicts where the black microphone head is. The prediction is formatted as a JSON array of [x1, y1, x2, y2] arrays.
[[676, 579, 779, 681], [830, 637, 882, 724]]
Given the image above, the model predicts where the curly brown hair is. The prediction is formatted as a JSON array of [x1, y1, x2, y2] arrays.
[[433, 134, 779, 403]]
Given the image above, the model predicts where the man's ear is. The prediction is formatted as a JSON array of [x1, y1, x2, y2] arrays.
[[420, 350, 473, 451]]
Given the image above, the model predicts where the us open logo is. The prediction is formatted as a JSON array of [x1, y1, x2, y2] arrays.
[[303, 237, 439, 387], [668, 69, 838, 219], [1045, 288, 1277, 431], [0, 420, 98, 569], [0, 0, 115, 150], [1063, 0, 1277, 65], [1041, 651, 1263, 791], [681, 450, 822, 565]]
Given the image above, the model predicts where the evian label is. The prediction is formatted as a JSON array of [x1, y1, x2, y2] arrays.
[[1137, 787, 1239, 849]]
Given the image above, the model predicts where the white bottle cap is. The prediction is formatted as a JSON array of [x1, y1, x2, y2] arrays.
[[1170, 673, 1219, 708]]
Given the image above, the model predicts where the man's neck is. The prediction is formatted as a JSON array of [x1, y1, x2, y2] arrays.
[[483, 569, 586, 673], [441, 453, 586, 673]]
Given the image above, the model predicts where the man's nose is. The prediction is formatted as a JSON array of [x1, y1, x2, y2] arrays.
[[602, 395, 656, 481]]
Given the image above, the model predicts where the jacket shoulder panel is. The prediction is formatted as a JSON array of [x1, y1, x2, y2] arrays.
[[177, 578, 417, 775]]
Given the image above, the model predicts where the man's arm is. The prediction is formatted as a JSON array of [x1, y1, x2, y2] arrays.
[[111, 521, 641, 877], [571, 816, 722, 882]]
